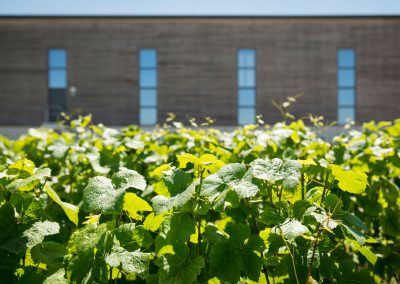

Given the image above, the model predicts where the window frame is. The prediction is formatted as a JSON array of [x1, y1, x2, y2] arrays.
[[138, 48, 158, 126], [47, 48, 67, 122], [237, 48, 257, 125], [337, 48, 357, 125]]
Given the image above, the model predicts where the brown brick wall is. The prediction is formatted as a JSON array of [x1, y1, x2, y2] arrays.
[[0, 17, 399, 126]]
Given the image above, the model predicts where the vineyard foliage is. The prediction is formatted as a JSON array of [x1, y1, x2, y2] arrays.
[[0, 115, 399, 283]]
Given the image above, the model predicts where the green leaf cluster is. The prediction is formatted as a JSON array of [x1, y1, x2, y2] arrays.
[[0, 115, 398, 283]]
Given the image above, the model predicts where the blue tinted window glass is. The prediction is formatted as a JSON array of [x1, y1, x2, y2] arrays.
[[140, 89, 157, 107], [338, 89, 355, 106], [338, 107, 355, 124], [338, 70, 355, 87], [49, 70, 67, 88], [337, 48, 356, 125], [140, 107, 157, 125], [238, 89, 256, 107], [238, 107, 256, 125], [139, 49, 157, 125], [239, 50, 256, 68], [49, 49, 66, 68], [140, 70, 157, 87], [140, 49, 157, 68], [338, 49, 355, 68], [238, 69, 255, 87]]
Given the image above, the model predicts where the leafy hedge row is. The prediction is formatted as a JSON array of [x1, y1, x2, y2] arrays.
[[0, 116, 399, 283]]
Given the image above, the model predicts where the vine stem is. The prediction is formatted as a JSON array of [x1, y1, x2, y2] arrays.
[[196, 167, 206, 256], [307, 170, 331, 283], [277, 185, 283, 216], [305, 224, 322, 283], [267, 183, 275, 208], [307, 191, 340, 283], [115, 214, 121, 228], [246, 199, 271, 284], [301, 171, 305, 200], [246, 199, 259, 233], [278, 185, 283, 203], [281, 233, 300, 284], [310, 179, 325, 187], [109, 267, 113, 282], [22, 251, 26, 267], [320, 171, 330, 206]]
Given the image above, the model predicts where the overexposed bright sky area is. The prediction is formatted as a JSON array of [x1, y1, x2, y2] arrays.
[[0, 0, 400, 16]]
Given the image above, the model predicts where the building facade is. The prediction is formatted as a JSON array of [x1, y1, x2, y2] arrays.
[[0, 16, 399, 126]]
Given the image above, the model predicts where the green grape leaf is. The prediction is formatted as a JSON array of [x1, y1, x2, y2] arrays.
[[159, 255, 205, 284], [111, 167, 146, 191], [304, 207, 338, 231], [229, 179, 259, 199], [123, 192, 152, 220], [115, 223, 154, 250], [8, 158, 35, 175], [23, 221, 60, 249], [357, 245, 378, 265], [177, 153, 224, 176], [293, 200, 311, 220], [176, 153, 198, 169], [159, 213, 196, 243], [151, 179, 198, 214], [70, 224, 108, 255], [340, 223, 366, 245], [113, 222, 134, 243], [331, 165, 368, 194], [209, 241, 243, 282], [341, 212, 368, 230], [47, 141, 69, 159], [225, 223, 251, 243], [252, 158, 301, 191], [201, 163, 258, 209], [82, 176, 125, 215], [31, 241, 66, 265], [45, 185, 79, 226], [209, 224, 263, 282], [6, 168, 51, 192], [105, 245, 152, 274], [1, 236, 26, 255], [143, 213, 166, 232], [163, 169, 192, 196], [67, 225, 110, 283], [155, 213, 196, 257], [349, 239, 378, 265], [132, 225, 153, 249], [323, 193, 343, 213], [242, 241, 264, 281], [202, 225, 227, 243], [125, 138, 144, 150], [272, 218, 309, 243], [0, 202, 17, 246], [151, 196, 171, 215], [150, 163, 172, 178], [43, 268, 68, 284]]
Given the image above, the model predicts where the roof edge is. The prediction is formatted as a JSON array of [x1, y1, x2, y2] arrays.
[[0, 15, 400, 19]]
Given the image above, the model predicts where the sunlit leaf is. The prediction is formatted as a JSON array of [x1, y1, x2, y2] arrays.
[[45, 185, 79, 226], [331, 165, 368, 194]]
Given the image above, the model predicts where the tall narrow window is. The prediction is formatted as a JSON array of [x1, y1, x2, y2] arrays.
[[139, 49, 157, 125], [337, 48, 356, 124], [48, 49, 67, 122], [238, 49, 256, 125]]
